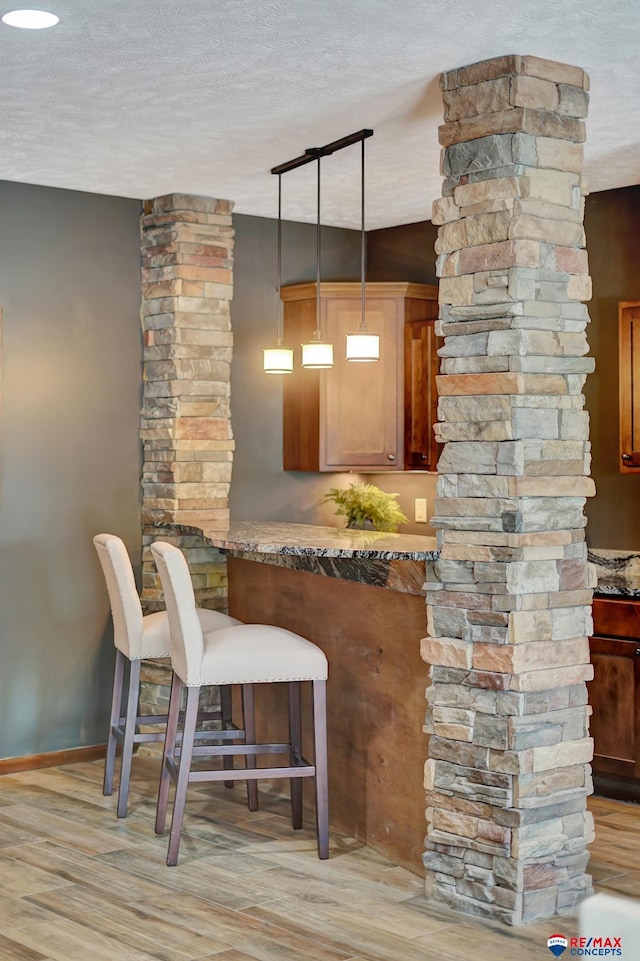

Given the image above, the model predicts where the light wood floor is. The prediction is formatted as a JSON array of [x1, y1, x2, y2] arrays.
[[0, 759, 637, 961]]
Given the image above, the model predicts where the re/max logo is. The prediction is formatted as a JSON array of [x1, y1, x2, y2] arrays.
[[570, 939, 622, 949]]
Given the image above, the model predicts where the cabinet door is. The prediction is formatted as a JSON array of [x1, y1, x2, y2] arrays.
[[321, 297, 401, 470], [619, 301, 640, 471], [588, 635, 640, 779], [404, 308, 441, 470]]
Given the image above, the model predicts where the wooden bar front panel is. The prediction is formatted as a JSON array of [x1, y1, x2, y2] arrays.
[[227, 556, 429, 875]]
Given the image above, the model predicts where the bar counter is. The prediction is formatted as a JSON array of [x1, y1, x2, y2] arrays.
[[167, 519, 438, 875], [172, 519, 439, 559], [171, 519, 438, 597]]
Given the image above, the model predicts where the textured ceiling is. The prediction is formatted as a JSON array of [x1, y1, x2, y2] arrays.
[[0, 0, 638, 229]]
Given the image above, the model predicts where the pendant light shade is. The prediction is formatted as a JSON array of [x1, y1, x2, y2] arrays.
[[345, 332, 380, 362], [346, 136, 379, 363], [263, 344, 294, 373], [263, 173, 294, 374], [302, 333, 334, 369]]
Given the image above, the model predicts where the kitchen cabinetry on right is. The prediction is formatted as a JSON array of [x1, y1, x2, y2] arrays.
[[282, 281, 440, 472], [589, 596, 640, 798], [404, 304, 440, 470], [619, 301, 640, 471]]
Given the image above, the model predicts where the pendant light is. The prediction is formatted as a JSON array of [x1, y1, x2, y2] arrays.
[[269, 129, 373, 371], [301, 153, 334, 369], [346, 136, 379, 362], [263, 173, 294, 374]]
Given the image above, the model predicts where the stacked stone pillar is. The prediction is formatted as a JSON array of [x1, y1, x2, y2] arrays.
[[422, 56, 596, 925], [139, 193, 234, 612]]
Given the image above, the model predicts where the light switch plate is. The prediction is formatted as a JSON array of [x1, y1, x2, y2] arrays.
[[414, 498, 428, 523]]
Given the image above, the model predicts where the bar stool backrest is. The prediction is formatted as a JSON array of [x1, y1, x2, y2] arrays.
[[93, 533, 144, 659], [150, 541, 205, 686]]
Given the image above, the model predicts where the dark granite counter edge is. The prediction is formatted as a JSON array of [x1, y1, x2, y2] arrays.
[[157, 522, 434, 594], [594, 586, 640, 600], [160, 521, 439, 561], [227, 550, 428, 596]]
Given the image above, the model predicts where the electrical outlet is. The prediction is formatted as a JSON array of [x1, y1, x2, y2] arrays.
[[414, 498, 428, 523]]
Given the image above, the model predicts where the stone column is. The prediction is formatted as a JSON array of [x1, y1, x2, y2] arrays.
[[137, 193, 235, 738], [139, 193, 234, 609], [422, 56, 595, 925]]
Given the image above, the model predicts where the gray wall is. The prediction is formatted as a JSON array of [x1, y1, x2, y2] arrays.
[[367, 220, 439, 285], [230, 213, 365, 525], [366, 471, 439, 537], [0, 182, 142, 759]]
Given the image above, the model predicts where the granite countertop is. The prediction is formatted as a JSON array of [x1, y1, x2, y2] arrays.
[[160, 522, 640, 598], [168, 519, 439, 561], [589, 549, 640, 599]]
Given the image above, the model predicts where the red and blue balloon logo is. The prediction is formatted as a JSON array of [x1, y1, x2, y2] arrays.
[[547, 935, 568, 957]]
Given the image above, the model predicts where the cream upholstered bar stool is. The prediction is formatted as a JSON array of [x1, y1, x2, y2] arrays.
[[150, 540, 329, 866], [93, 533, 242, 817]]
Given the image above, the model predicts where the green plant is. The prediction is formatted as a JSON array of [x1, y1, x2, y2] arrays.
[[323, 482, 409, 533]]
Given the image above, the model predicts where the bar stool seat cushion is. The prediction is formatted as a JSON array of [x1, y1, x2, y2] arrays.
[[195, 624, 329, 687], [140, 609, 242, 661]]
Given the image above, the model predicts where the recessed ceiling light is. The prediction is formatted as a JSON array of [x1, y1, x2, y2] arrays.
[[1, 9, 59, 28]]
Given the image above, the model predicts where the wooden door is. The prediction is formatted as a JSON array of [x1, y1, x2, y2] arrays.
[[588, 634, 640, 779], [619, 301, 640, 470], [404, 300, 441, 470], [321, 297, 402, 470]]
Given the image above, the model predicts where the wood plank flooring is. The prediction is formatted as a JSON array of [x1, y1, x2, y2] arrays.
[[0, 758, 636, 961]]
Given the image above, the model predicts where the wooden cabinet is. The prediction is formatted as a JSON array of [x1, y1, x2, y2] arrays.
[[619, 301, 640, 471], [589, 596, 640, 796], [282, 282, 439, 472], [404, 300, 441, 470]]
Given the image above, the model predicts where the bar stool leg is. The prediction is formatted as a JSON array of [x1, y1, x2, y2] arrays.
[[313, 679, 329, 859], [117, 658, 141, 818], [242, 684, 259, 811], [103, 648, 125, 796], [167, 685, 199, 866], [156, 672, 183, 835], [289, 681, 303, 829], [220, 684, 234, 788]]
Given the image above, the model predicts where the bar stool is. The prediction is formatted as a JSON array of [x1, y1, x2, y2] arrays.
[[150, 540, 329, 865], [93, 533, 241, 817]]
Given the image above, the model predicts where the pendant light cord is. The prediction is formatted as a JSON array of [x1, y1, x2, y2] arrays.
[[316, 154, 321, 338], [276, 173, 282, 343], [360, 137, 366, 332]]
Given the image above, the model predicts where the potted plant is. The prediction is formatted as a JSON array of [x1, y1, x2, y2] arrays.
[[323, 482, 409, 533]]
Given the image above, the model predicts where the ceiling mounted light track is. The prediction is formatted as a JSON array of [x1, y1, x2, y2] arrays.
[[264, 128, 374, 374]]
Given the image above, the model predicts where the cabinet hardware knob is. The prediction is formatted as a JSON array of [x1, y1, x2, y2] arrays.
[[387, 454, 396, 461], [636, 648, 640, 656], [421, 454, 427, 461], [622, 453, 632, 461]]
